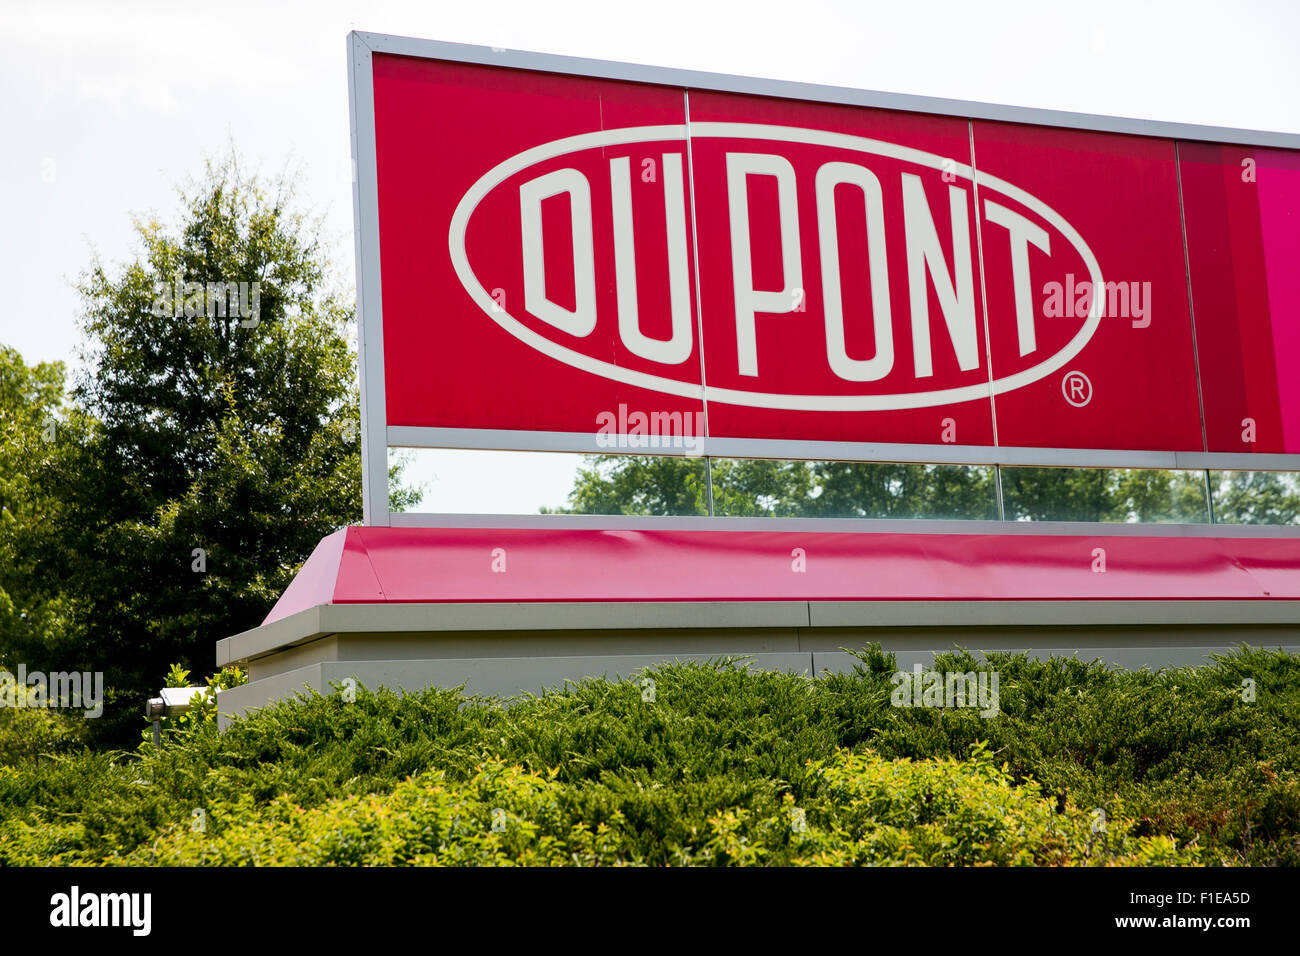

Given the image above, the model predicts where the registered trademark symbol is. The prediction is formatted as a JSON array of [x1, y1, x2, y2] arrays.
[[1062, 370, 1092, 407]]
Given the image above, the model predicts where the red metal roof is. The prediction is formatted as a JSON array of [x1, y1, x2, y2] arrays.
[[263, 526, 1300, 625]]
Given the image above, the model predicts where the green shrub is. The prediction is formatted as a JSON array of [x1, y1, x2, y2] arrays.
[[108, 746, 1202, 867], [0, 676, 87, 766], [703, 745, 1203, 866], [0, 647, 1294, 866], [120, 760, 627, 866]]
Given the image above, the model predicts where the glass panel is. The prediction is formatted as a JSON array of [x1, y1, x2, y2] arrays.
[[388, 447, 586, 515], [1209, 471, 1300, 525], [545, 454, 709, 516], [1000, 467, 1209, 523], [711, 460, 998, 520], [387, 450, 1300, 527]]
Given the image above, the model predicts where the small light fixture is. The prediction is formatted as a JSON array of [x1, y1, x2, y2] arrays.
[[145, 686, 208, 747]]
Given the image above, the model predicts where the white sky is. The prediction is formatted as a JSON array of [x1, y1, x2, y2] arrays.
[[2, 0, 1298, 513]]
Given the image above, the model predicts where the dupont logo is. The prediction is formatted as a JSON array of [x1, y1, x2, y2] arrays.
[[450, 123, 1106, 412]]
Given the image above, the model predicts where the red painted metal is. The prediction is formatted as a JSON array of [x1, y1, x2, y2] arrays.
[[1181, 143, 1300, 453], [263, 527, 1300, 625]]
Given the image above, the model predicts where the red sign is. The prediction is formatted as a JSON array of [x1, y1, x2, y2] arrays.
[[355, 41, 1300, 464], [1180, 144, 1300, 454]]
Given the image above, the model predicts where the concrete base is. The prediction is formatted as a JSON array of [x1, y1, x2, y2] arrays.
[[215, 600, 1300, 727]]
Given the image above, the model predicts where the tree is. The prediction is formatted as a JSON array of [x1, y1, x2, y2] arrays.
[[801, 461, 996, 520], [1213, 471, 1300, 525], [550, 456, 1000, 519], [0, 349, 89, 678], [547, 456, 1000, 519], [545, 456, 709, 516], [550, 456, 1294, 525], [5, 152, 415, 745], [1000, 467, 1211, 523]]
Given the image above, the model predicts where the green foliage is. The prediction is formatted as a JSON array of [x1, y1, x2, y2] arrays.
[[1001, 466, 1210, 522], [547, 456, 1002, 519], [141, 664, 248, 744], [703, 746, 1201, 866], [543, 455, 709, 516], [121, 760, 627, 867], [0, 151, 415, 746], [795, 461, 996, 519], [0, 648, 1294, 866], [546, 456, 1277, 524], [112, 746, 1200, 867], [1213, 471, 1300, 525], [0, 348, 92, 681], [0, 675, 88, 766]]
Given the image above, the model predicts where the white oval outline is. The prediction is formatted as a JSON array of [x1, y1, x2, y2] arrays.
[[448, 122, 1104, 411]]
